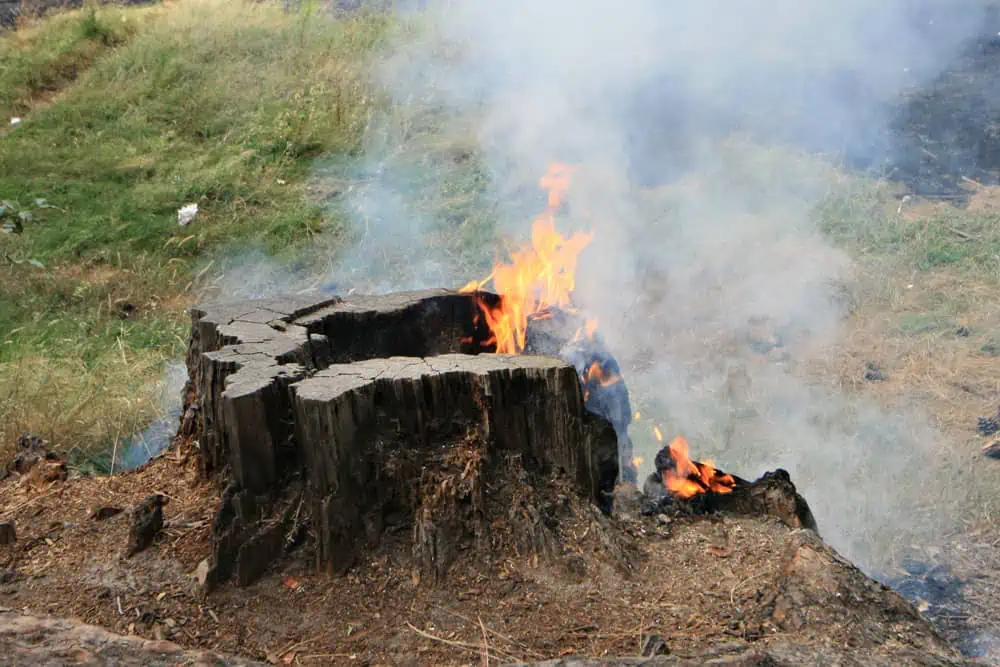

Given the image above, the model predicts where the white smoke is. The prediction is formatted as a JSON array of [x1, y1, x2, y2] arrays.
[[320, 0, 989, 574]]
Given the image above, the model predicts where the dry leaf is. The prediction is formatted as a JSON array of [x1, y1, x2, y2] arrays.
[[706, 545, 731, 558], [282, 651, 297, 664], [281, 575, 299, 591], [156, 591, 167, 601]]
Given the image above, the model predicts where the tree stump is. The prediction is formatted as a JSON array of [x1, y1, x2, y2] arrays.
[[181, 290, 620, 588]]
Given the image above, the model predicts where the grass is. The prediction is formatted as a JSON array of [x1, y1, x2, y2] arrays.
[[0, 3, 138, 119], [0, 0, 404, 462], [815, 178, 1000, 283]]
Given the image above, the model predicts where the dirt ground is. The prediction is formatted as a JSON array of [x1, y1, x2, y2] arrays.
[[0, 439, 978, 666]]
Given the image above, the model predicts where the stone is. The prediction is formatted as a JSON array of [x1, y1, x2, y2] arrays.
[[0, 608, 267, 666]]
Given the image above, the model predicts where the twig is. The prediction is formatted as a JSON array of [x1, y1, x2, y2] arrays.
[[193, 260, 215, 284], [152, 490, 182, 503], [273, 630, 336, 661], [946, 226, 977, 241], [730, 571, 769, 606], [434, 606, 545, 658], [298, 654, 359, 662], [109, 421, 121, 477], [479, 615, 489, 667], [405, 622, 518, 662], [0, 488, 61, 519]]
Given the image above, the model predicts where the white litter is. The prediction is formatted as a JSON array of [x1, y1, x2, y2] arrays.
[[9, 118, 21, 126], [177, 203, 199, 226]]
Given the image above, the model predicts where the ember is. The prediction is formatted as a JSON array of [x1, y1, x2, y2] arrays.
[[655, 435, 737, 499]]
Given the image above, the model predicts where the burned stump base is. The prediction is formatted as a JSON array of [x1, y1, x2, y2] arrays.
[[641, 468, 818, 533], [183, 290, 621, 589]]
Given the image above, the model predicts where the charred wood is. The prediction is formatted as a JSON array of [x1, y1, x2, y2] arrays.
[[525, 309, 637, 483], [642, 467, 818, 533]]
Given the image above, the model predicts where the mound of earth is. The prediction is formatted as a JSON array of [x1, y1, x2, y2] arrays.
[[0, 438, 975, 666]]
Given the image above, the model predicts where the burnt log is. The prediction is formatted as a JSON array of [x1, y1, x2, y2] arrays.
[[642, 467, 818, 533], [182, 290, 620, 588]]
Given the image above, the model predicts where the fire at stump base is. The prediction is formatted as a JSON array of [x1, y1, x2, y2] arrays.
[[641, 467, 819, 533]]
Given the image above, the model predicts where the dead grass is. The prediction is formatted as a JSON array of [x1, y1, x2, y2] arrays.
[[0, 350, 178, 469]]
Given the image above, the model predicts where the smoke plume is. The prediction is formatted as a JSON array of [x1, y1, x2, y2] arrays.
[[313, 0, 992, 576]]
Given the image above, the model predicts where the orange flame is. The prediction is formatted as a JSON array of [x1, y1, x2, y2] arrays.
[[461, 163, 592, 354], [583, 361, 621, 388], [662, 435, 736, 499]]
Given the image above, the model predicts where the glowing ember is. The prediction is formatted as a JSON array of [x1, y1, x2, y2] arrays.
[[584, 361, 621, 387], [460, 163, 593, 354], [661, 435, 736, 499]]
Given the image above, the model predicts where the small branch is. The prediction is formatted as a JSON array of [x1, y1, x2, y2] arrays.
[[405, 622, 518, 662], [479, 615, 490, 667], [435, 606, 545, 659], [0, 488, 61, 519], [730, 570, 771, 606], [945, 226, 977, 241]]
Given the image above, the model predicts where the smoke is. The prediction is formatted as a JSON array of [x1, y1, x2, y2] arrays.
[[317, 0, 992, 577], [118, 360, 187, 471]]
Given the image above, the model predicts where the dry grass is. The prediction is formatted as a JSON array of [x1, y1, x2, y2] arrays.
[[0, 349, 179, 469]]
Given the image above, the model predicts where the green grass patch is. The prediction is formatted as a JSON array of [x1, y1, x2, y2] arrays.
[[0, 0, 412, 460], [896, 312, 952, 336], [816, 181, 1000, 282], [0, 4, 138, 118]]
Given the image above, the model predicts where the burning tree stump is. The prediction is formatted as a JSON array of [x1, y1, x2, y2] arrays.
[[295, 354, 618, 575], [182, 288, 820, 589], [182, 290, 620, 588]]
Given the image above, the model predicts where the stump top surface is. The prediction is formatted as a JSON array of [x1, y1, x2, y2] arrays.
[[293, 353, 572, 402]]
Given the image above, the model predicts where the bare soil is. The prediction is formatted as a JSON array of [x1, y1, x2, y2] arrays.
[[0, 439, 976, 666]]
